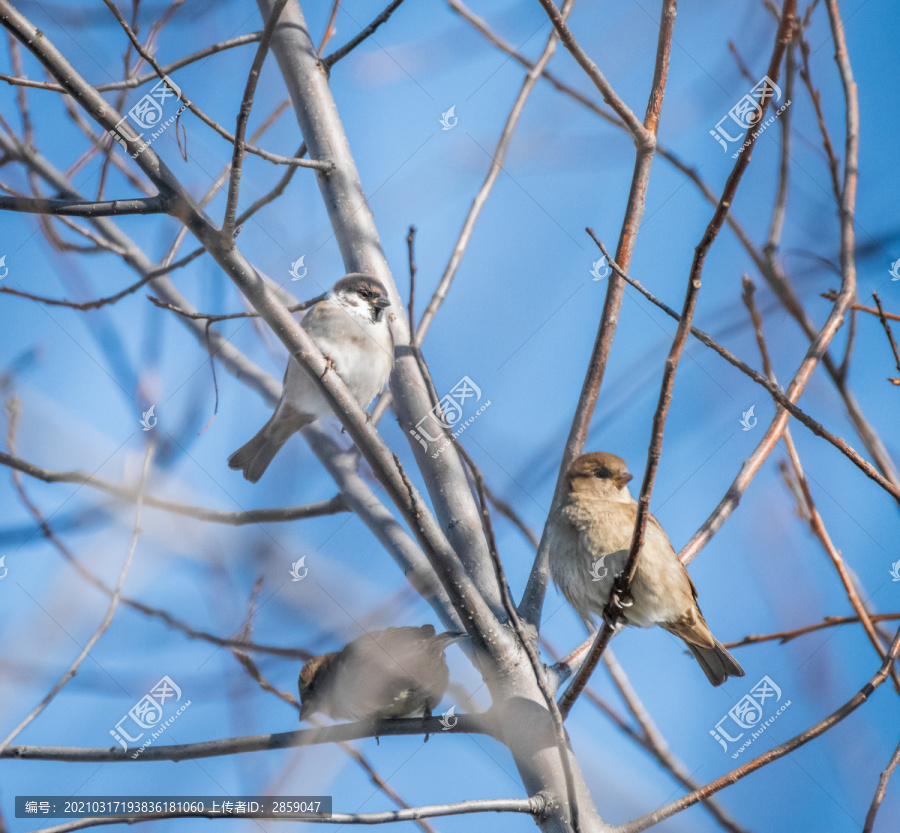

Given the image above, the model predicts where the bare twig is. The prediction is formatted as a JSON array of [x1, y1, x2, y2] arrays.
[[97, 0, 329, 171], [454, 0, 900, 502], [222, 0, 291, 239], [742, 279, 900, 693], [873, 293, 900, 382], [602, 649, 750, 833], [2, 715, 497, 761], [322, 0, 407, 68], [0, 450, 346, 525], [724, 613, 900, 649], [863, 733, 900, 833], [680, 0, 867, 562], [610, 625, 900, 833], [0, 194, 168, 216], [520, 0, 678, 629], [822, 291, 900, 322], [0, 33, 264, 93], [35, 798, 541, 831], [560, 0, 796, 716], [591, 243, 900, 501], [0, 402, 154, 756], [535, 0, 649, 143], [317, 0, 342, 54]]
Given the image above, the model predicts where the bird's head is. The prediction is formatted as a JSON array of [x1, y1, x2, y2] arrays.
[[565, 451, 633, 501], [331, 274, 391, 322], [297, 652, 339, 721]]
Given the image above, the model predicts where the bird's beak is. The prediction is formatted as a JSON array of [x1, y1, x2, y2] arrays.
[[374, 295, 391, 309], [614, 472, 633, 489], [298, 701, 314, 721]]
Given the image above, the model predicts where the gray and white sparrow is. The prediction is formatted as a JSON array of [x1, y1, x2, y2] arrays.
[[548, 451, 744, 686], [228, 274, 394, 482]]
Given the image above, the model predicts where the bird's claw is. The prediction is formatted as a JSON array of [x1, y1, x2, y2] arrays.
[[320, 354, 337, 379]]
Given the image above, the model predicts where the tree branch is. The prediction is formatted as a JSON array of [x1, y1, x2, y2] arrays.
[[1, 716, 497, 762], [0, 194, 168, 216], [520, 0, 678, 629], [36, 798, 542, 832]]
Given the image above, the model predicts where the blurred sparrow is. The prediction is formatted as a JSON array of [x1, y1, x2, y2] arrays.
[[228, 274, 393, 482], [298, 625, 464, 721], [548, 452, 744, 686]]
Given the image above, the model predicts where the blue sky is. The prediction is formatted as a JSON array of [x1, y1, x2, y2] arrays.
[[2, 0, 899, 831]]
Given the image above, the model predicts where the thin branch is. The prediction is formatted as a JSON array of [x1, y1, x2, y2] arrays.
[[0, 33, 265, 93], [0, 450, 347, 525], [322, 0, 407, 68], [0, 194, 168, 216], [147, 291, 324, 322], [863, 733, 900, 833], [822, 291, 900, 322], [97, 0, 329, 171], [781, 422, 900, 692], [611, 624, 900, 833], [520, 0, 678, 629], [35, 798, 542, 832], [222, 0, 290, 239], [798, 27, 842, 206], [742, 280, 900, 693], [561, 0, 796, 716], [317, 0, 342, 54], [724, 613, 900, 649], [592, 243, 900, 502], [873, 293, 900, 381], [534, 0, 649, 144], [602, 649, 750, 833], [680, 0, 866, 562], [1, 715, 497, 762], [0, 402, 153, 756]]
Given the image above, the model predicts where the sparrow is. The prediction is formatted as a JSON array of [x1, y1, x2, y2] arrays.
[[547, 452, 744, 686], [228, 274, 394, 482], [297, 625, 464, 722]]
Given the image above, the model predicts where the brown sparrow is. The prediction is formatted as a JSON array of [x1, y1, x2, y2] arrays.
[[547, 452, 744, 686]]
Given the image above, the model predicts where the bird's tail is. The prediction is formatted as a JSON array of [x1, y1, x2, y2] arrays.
[[228, 407, 311, 483], [665, 615, 745, 687], [684, 638, 745, 687]]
